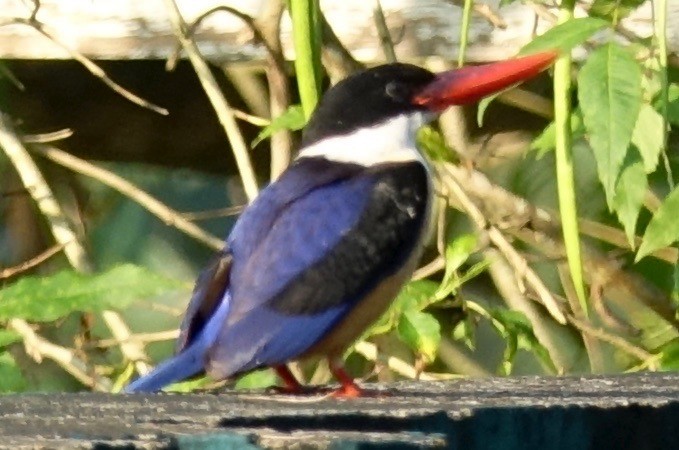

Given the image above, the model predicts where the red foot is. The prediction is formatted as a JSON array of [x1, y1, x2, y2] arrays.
[[274, 365, 306, 394], [329, 359, 366, 398], [331, 383, 363, 398]]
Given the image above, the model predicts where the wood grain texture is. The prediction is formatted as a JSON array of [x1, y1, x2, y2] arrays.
[[2, 372, 679, 448]]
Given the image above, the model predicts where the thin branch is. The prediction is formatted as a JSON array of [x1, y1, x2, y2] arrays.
[[319, 12, 364, 81], [22, 128, 73, 143], [257, 0, 293, 179], [32, 145, 223, 250], [0, 114, 90, 272], [181, 205, 245, 221], [0, 114, 151, 377], [0, 243, 64, 279], [484, 248, 569, 373], [0, 12, 167, 114], [438, 163, 567, 324], [445, 0, 508, 28], [232, 108, 270, 127], [437, 336, 493, 377], [353, 341, 442, 381], [566, 314, 657, 368], [8, 318, 112, 391], [412, 256, 446, 280], [94, 329, 179, 349], [163, 0, 259, 202]]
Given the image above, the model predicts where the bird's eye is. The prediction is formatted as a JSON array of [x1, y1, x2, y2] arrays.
[[385, 82, 409, 101]]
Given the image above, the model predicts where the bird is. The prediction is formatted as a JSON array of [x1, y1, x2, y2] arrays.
[[124, 51, 557, 397]]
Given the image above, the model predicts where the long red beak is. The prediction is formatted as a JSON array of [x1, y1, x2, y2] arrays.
[[413, 51, 558, 111]]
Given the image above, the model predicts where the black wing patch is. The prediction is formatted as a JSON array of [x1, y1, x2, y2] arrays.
[[266, 161, 429, 316]]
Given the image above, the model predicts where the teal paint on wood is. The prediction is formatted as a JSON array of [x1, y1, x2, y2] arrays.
[[175, 433, 261, 450]]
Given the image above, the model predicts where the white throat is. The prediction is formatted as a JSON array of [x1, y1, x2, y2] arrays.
[[296, 111, 432, 166]]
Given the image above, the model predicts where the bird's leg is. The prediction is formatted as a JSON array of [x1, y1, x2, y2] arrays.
[[274, 365, 307, 394], [328, 358, 363, 398]]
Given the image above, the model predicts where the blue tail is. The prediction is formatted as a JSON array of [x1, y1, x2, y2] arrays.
[[124, 341, 208, 392], [124, 292, 231, 393]]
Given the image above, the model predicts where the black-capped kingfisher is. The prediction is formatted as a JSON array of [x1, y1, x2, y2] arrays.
[[125, 51, 557, 397]]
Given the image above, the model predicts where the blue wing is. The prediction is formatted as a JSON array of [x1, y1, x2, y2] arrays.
[[126, 157, 428, 390], [206, 165, 375, 377]]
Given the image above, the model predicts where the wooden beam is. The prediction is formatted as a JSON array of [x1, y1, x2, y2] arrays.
[[2, 372, 679, 447], [0, 0, 675, 63]]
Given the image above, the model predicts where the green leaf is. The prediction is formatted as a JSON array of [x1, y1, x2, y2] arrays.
[[367, 280, 439, 337], [0, 330, 21, 349], [519, 18, 609, 56], [589, 0, 646, 21], [0, 264, 183, 322], [660, 338, 679, 370], [251, 105, 305, 147], [0, 352, 27, 393], [235, 368, 279, 390], [417, 126, 452, 161], [397, 309, 441, 363], [488, 309, 556, 374], [631, 103, 665, 173], [445, 234, 477, 274], [578, 43, 642, 207], [667, 84, 679, 127], [477, 92, 502, 127], [612, 149, 647, 248], [452, 314, 476, 350], [637, 184, 679, 260], [435, 234, 485, 301], [531, 109, 585, 158]]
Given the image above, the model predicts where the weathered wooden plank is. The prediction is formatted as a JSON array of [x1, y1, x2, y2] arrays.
[[2, 372, 679, 448], [0, 0, 675, 63]]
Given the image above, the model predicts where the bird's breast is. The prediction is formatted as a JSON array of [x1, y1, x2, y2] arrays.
[[297, 159, 434, 357]]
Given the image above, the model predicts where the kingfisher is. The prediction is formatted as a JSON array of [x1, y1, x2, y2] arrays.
[[125, 51, 556, 397]]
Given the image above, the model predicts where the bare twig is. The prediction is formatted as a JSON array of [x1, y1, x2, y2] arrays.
[[412, 256, 446, 280], [437, 336, 493, 377], [0, 243, 64, 279], [181, 205, 245, 221], [164, 2, 292, 178], [22, 128, 73, 143], [566, 314, 657, 368], [32, 145, 223, 250], [0, 114, 90, 271], [94, 329, 180, 349], [0, 8, 167, 114], [163, 0, 259, 202], [257, 0, 293, 179], [353, 341, 442, 380], [232, 109, 270, 127], [0, 114, 151, 378], [8, 318, 112, 391], [319, 12, 364, 81], [558, 264, 606, 373], [484, 249, 570, 373], [0, 62, 25, 91], [438, 163, 567, 324], [445, 0, 508, 28]]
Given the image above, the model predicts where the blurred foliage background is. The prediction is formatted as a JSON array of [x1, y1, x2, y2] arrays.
[[0, 0, 678, 393]]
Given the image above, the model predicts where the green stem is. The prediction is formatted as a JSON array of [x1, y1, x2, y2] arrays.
[[554, 1, 588, 316], [290, 0, 322, 119], [655, 0, 672, 188], [458, 0, 474, 67]]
